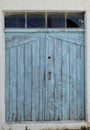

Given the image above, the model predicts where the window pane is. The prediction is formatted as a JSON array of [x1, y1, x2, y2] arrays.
[[47, 14, 65, 28], [66, 13, 84, 28], [5, 15, 17, 28], [17, 15, 25, 28], [5, 14, 25, 28], [27, 14, 45, 28]]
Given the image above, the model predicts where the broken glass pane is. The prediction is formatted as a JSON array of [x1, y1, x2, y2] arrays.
[[66, 13, 84, 28]]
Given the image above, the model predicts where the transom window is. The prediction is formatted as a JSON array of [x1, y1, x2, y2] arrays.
[[5, 13, 84, 28]]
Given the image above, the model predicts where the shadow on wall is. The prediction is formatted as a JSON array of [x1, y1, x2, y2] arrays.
[[24, 126, 90, 130]]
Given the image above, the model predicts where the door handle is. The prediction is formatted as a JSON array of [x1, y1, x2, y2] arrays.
[[48, 72, 51, 80]]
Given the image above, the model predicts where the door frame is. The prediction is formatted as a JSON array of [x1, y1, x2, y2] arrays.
[[0, 10, 90, 130]]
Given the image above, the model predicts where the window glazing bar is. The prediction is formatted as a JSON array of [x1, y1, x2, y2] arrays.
[[25, 13, 27, 28]]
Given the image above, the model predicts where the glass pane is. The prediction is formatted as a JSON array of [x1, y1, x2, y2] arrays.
[[17, 15, 25, 28], [5, 15, 17, 28], [27, 14, 45, 28], [47, 14, 65, 28], [5, 14, 25, 28], [66, 13, 84, 28]]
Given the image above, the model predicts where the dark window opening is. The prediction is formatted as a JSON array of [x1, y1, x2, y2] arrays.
[[27, 14, 45, 28], [5, 12, 84, 29], [47, 14, 65, 28], [66, 13, 84, 28], [67, 19, 79, 28], [5, 15, 17, 28], [5, 14, 25, 28]]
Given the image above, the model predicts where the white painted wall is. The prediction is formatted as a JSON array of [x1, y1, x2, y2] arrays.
[[0, 10, 5, 130], [0, 0, 89, 11], [0, 0, 90, 129]]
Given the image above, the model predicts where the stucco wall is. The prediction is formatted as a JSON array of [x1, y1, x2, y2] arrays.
[[0, 0, 89, 11], [0, 0, 90, 130]]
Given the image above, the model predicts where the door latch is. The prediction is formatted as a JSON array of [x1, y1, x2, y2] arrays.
[[25, 126, 30, 130], [48, 72, 51, 80]]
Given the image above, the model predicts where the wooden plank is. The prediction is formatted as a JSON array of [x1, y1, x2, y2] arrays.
[[69, 43, 77, 120], [76, 45, 85, 120], [9, 48, 17, 122], [80, 46, 85, 120], [5, 49, 10, 122], [32, 39, 40, 121], [24, 43, 32, 121], [49, 37, 54, 121], [5, 33, 45, 49], [61, 40, 69, 120], [54, 39, 62, 121], [76, 46, 81, 120], [46, 34, 55, 121], [48, 32, 85, 47], [38, 37, 46, 121], [17, 45, 25, 121], [44, 34, 50, 121]]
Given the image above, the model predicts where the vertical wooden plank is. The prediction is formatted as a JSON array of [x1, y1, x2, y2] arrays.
[[76, 45, 85, 120], [76, 46, 81, 120], [38, 37, 46, 121], [25, 43, 32, 121], [69, 43, 77, 120], [17, 45, 25, 121], [80, 46, 85, 120], [61, 41, 69, 120], [49, 37, 55, 121], [9, 47, 17, 122], [5, 49, 10, 122], [44, 34, 49, 121], [45, 34, 55, 121], [32, 39, 39, 121], [54, 39, 62, 121]]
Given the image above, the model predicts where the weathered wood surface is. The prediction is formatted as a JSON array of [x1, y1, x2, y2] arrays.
[[5, 31, 85, 122]]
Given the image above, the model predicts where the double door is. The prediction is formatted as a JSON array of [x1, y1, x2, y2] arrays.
[[5, 31, 85, 122]]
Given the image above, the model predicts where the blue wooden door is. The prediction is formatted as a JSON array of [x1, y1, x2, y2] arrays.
[[5, 31, 85, 122]]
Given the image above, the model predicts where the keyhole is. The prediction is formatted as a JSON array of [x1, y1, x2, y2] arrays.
[[48, 56, 51, 59]]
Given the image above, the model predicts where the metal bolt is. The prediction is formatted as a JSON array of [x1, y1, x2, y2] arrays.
[[25, 126, 30, 130]]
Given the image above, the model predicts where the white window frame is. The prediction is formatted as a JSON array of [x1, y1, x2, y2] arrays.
[[5, 12, 85, 29]]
